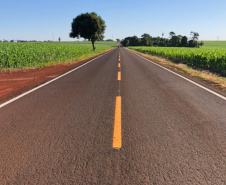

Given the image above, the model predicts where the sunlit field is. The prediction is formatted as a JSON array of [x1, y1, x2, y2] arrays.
[[0, 41, 115, 70], [129, 46, 226, 75]]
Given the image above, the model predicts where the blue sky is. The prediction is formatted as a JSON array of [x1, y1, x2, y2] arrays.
[[1, 0, 226, 41]]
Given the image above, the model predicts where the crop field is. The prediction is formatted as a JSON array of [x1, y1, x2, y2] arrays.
[[0, 42, 115, 70], [202, 41, 226, 49], [129, 46, 226, 76], [49, 41, 117, 46]]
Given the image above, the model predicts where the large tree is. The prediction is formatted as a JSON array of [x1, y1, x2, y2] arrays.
[[141, 33, 152, 46], [130, 36, 140, 46], [169, 31, 176, 38], [189, 31, 200, 47], [121, 37, 131, 47], [190, 31, 199, 41], [116, 39, 120, 42], [70, 12, 106, 51], [181, 36, 188, 47], [171, 36, 180, 47]]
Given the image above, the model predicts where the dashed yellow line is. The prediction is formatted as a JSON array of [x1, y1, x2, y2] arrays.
[[117, 71, 121, 81], [118, 50, 121, 61], [113, 51, 122, 149], [113, 96, 122, 149]]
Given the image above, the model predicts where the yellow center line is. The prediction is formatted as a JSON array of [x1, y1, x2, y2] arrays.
[[113, 96, 122, 149], [118, 63, 120, 68], [117, 71, 121, 81]]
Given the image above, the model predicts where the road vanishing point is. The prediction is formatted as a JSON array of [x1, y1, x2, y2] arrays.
[[0, 48, 226, 184]]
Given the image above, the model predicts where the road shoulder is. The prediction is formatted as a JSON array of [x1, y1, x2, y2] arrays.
[[127, 48, 226, 97], [0, 49, 113, 103]]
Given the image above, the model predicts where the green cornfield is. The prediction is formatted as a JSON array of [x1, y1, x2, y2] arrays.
[[202, 41, 226, 49], [129, 46, 226, 76], [0, 42, 114, 70]]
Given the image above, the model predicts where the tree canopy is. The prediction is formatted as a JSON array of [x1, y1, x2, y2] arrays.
[[141, 33, 152, 46], [121, 31, 201, 48], [169, 31, 176, 38], [181, 36, 188, 47], [190, 31, 199, 41], [70, 12, 106, 51], [116, 39, 120, 42], [171, 36, 180, 47]]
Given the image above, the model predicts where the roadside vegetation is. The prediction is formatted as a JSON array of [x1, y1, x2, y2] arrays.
[[122, 32, 226, 79], [129, 47, 226, 76], [128, 49, 226, 89], [0, 42, 114, 70]]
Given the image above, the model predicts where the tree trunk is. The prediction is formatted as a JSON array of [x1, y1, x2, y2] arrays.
[[92, 40, 96, 51]]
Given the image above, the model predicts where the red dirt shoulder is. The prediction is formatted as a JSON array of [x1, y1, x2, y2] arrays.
[[0, 49, 112, 103]]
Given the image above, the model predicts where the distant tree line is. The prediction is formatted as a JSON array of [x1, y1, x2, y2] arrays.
[[0, 40, 38, 43], [121, 31, 204, 48]]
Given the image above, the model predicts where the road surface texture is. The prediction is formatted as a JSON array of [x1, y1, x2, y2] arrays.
[[0, 48, 225, 184]]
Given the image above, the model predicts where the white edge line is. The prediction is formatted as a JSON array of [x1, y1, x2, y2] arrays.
[[0, 50, 113, 109], [128, 49, 226, 101]]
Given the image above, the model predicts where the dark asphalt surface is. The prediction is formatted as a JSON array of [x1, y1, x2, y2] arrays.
[[0, 48, 226, 184]]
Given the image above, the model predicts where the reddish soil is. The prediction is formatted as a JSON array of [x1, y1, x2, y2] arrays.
[[0, 49, 112, 103]]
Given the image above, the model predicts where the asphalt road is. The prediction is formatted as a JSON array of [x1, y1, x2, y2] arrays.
[[0, 48, 225, 184]]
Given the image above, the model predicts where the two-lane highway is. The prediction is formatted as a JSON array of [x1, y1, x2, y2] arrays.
[[0, 48, 225, 184]]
